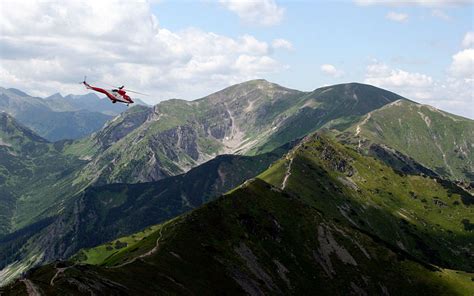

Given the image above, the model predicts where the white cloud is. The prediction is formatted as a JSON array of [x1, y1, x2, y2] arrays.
[[449, 49, 474, 78], [431, 9, 451, 20], [365, 61, 473, 118], [272, 38, 293, 50], [418, 78, 473, 119], [320, 64, 345, 78], [386, 12, 409, 22], [365, 62, 433, 91], [219, 0, 285, 26], [0, 0, 288, 102], [354, 0, 473, 7], [462, 31, 474, 48]]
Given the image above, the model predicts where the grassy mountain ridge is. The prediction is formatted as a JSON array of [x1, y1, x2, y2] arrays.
[[3, 134, 472, 295], [259, 133, 473, 271], [346, 99, 474, 182]]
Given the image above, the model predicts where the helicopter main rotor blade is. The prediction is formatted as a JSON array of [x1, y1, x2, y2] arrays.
[[89, 79, 149, 96], [124, 89, 149, 96]]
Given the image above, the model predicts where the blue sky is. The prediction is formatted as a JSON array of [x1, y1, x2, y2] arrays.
[[154, 1, 473, 118], [0, 0, 473, 117]]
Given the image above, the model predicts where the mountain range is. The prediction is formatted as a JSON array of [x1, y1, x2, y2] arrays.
[[2, 133, 473, 295], [0, 87, 147, 141], [64, 81, 405, 185], [0, 80, 472, 294]]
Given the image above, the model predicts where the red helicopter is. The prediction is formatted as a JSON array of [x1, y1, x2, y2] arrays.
[[81, 77, 146, 106]]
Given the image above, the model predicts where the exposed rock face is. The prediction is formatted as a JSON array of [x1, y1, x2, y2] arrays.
[[156, 125, 200, 161], [92, 105, 153, 150]]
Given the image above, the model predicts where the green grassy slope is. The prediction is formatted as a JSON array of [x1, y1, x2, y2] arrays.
[[346, 100, 474, 182], [260, 133, 473, 271], [3, 133, 472, 295], [0, 143, 293, 286], [0, 113, 86, 235], [0, 105, 155, 235], [3, 180, 472, 295]]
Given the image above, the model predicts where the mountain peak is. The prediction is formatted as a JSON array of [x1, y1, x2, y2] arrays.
[[293, 82, 407, 123], [314, 82, 406, 99], [45, 93, 64, 100], [6, 88, 30, 97], [64, 93, 101, 100], [234, 78, 288, 90], [197, 79, 301, 105]]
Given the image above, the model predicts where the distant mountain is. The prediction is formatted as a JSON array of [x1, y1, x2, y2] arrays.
[[345, 99, 474, 183], [0, 88, 115, 141], [0, 87, 149, 141], [3, 133, 472, 295], [67, 80, 404, 185], [47, 93, 149, 116]]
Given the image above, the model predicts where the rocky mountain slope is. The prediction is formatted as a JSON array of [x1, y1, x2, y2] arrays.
[[3, 133, 472, 295], [68, 80, 404, 185], [346, 99, 474, 183]]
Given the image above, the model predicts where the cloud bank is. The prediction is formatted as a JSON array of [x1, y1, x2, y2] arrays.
[[0, 0, 288, 102], [365, 56, 473, 118]]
